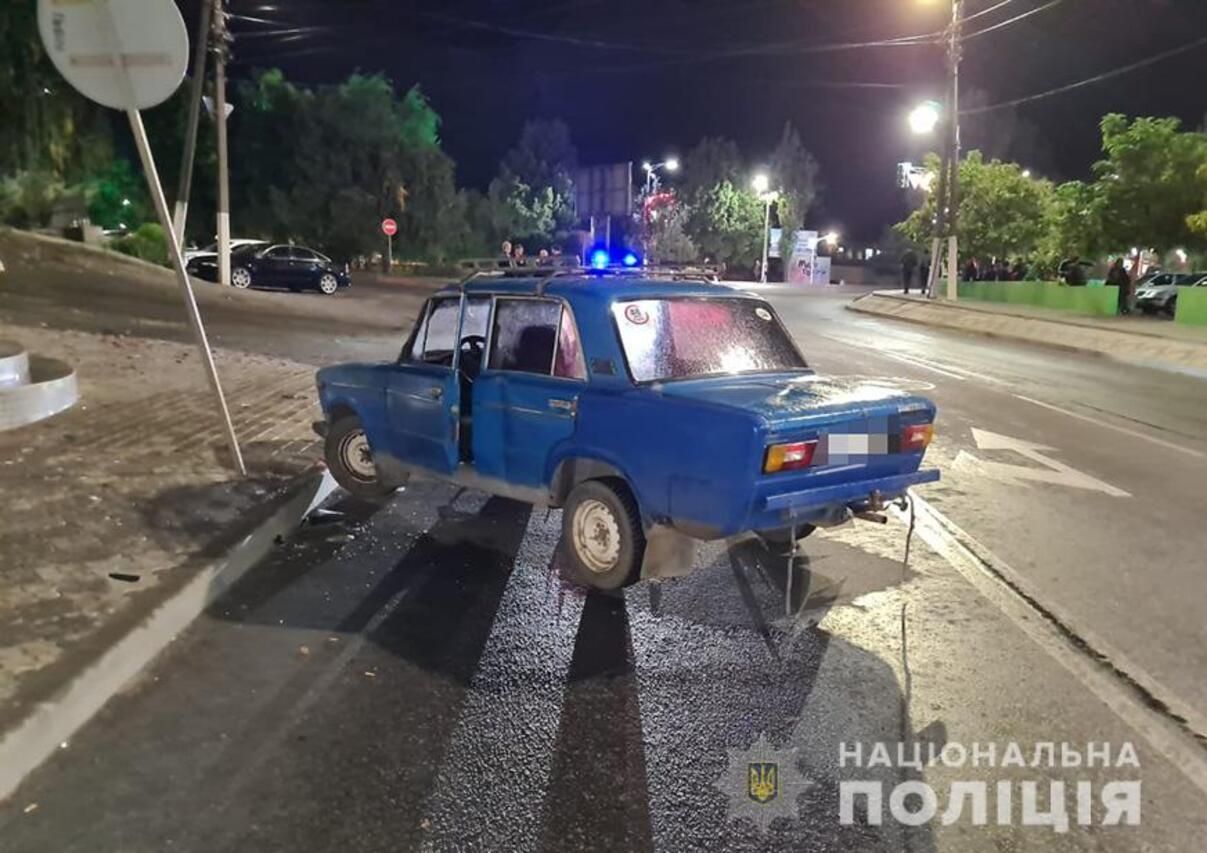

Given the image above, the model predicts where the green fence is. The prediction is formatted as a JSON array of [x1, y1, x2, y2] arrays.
[[1175, 287, 1207, 327], [956, 281, 1119, 317]]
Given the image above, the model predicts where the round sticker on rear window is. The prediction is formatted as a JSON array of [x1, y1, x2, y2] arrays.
[[624, 304, 649, 325], [755, 307, 772, 321]]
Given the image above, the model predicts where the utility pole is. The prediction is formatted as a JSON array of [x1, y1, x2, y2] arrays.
[[172, 0, 212, 249], [926, 126, 950, 298], [944, 0, 964, 300], [212, 0, 233, 287]]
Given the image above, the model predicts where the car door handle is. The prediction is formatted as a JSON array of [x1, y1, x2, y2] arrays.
[[427, 386, 443, 399], [548, 398, 575, 412]]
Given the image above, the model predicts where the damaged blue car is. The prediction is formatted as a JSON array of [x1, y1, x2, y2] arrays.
[[314, 270, 939, 590]]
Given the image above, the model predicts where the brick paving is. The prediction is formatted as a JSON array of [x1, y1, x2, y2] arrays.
[[0, 320, 323, 732]]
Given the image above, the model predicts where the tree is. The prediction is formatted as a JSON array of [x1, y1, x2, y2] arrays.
[[767, 122, 820, 259], [85, 159, 149, 230], [1093, 114, 1207, 254], [897, 151, 1051, 261], [0, 2, 112, 181], [488, 119, 578, 243], [1036, 180, 1101, 271], [686, 180, 764, 269], [680, 137, 743, 206], [642, 193, 696, 264], [1184, 164, 1207, 240]]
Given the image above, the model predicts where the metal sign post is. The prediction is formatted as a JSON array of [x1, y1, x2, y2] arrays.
[[381, 218, 397, 272], [38, 0, 245, 475]]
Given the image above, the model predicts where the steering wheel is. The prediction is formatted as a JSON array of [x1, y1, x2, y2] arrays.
[[459, 335, 486, 356], [458, 335, 487, 381]]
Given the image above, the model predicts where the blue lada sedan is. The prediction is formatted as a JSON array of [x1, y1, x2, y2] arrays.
[[314, 271, 939, 590]]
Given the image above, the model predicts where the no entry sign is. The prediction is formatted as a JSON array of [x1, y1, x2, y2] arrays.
[[381, 219, 398, 237]]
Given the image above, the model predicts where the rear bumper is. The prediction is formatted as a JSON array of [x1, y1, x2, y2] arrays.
[[763, 468, 940, 518]]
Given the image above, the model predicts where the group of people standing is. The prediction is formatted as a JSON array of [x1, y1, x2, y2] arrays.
[[900, 247, 1137, 315], [499, 240, 562, 268]]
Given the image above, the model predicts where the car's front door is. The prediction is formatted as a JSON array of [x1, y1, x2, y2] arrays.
[[259, 246, 294, 287], [385, 297, 461, 475], [472, 297, 586, 487]]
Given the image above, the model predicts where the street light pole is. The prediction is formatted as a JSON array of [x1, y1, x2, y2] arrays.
[[760, 194, 772, 284], [944, 0, 964, 300]]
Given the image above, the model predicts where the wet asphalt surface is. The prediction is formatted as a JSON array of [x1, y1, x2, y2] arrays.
[[3, 269, 1207, 850]]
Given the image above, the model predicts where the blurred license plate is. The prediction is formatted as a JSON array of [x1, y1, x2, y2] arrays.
[[827, 433, 888, 455]]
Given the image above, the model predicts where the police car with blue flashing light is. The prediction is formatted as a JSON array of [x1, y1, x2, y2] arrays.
[[313, 267, 939, 590]]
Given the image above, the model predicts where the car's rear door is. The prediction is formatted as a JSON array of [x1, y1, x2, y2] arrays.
[[472, 297, 585, 487], [289, 247, 321, 287], [385, 297, 461, 475]]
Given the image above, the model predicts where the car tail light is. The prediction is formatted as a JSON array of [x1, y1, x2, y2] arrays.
[[901, 423, 935, 452], [764, 440, 817, 474]]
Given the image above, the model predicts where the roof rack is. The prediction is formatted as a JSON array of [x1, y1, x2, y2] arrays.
[[452, 262, 723, 291]]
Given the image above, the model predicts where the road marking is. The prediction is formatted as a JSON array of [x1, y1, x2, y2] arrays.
[[879, 350, 968, 380], [953, 427, 1131, 497], [897, 493, 1207, 798], [1014, 394, 1207, 460]]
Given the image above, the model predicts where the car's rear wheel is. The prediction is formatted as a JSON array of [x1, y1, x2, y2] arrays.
[[561, 479, 645, 590], [318, 273, 339, 295], [324, 415, 391, 500], [760, 524, 817, 552], [231, 267, 252, 289]]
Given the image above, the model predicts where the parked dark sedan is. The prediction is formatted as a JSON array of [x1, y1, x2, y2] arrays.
[[187, 243, 351, 295]]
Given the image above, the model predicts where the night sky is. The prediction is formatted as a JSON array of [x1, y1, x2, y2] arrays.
[[196, 0, 1207, 240]]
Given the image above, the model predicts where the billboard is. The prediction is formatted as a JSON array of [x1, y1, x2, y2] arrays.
[[575, 162, 633, 218]]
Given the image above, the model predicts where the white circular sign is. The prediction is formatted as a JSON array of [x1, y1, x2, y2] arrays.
[[37, 0, 189, 111]]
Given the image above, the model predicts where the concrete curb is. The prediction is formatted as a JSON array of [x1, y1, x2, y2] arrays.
[[848, 291, 1207, 372], [0, 468, 340, 803]]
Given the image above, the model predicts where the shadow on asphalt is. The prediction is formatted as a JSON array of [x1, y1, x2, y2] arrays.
[[137, 487, 940, 852]]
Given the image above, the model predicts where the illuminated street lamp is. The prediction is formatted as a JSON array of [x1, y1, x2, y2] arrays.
[[908, 101, 941, 135], [643, 157, 680, 194], [752, 173, 778, 284]]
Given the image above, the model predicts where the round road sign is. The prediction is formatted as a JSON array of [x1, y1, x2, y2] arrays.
[[381, 219, 398, 237], [37, 0, 189, 111]]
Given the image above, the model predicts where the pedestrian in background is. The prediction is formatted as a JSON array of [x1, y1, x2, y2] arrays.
[[962, 257, 980, 282], [901, 248, 918, 294], [1107, 257, 1132, 314], [513, 243, 527, 266], [500, 240, 514, 268], [919, 252, 931, 294]]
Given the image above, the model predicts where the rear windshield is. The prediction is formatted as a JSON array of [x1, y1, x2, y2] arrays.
[[612, 297, 807, 383]]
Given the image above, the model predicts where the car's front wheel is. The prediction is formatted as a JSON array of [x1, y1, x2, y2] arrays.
[[324, 415, 391, 500], [561, 479, 645, 590], [231, 267, 253, 289], [318, 273, 339, 295]]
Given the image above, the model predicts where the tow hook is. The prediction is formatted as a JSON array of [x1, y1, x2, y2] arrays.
[[850, 489, 889, 523]]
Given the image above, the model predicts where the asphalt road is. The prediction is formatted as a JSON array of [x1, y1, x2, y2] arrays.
[[3, 273, 1207, 850]]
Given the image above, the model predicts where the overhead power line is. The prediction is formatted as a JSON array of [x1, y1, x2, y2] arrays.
[[961, 33, 1207, 115], [961, 0, 1066, 41], [962, 0, 1018, 24]]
